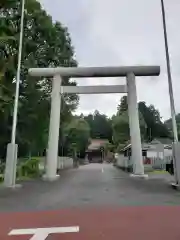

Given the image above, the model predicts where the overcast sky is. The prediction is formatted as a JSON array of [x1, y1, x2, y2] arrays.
[[40, 0, 180, 120]]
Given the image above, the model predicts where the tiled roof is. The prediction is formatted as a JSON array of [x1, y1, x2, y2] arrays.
[[88, 139, 109, 150]]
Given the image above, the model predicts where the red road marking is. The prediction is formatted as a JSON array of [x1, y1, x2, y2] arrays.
[[1, 206, 180, 239]]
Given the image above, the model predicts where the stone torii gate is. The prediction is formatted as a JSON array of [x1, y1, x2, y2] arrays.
[[4, 66, 160, 186], [28, 66, 160, 181]]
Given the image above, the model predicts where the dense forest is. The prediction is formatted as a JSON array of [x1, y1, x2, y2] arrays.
[[79, 95, 176, 154], [0, 0, 179, 161]]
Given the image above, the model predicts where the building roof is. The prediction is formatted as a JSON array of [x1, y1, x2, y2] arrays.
[[88, 139, 109, 150], [150, 138, 172, 145], [121, 138, 173, 152], [122, 143, 151, 152]]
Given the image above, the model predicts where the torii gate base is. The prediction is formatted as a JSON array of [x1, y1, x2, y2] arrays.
[[4, 66, 160, 186]]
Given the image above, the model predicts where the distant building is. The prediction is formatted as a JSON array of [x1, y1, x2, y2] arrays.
[[147, 138, 172, 158], [149, 138, 172, 149], [115, 138, 173, 171], [86, 139, 109, 163], [119, 137, 172, 161]]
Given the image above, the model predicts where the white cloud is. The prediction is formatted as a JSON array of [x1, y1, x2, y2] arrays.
[[40, 0, 180, 120]]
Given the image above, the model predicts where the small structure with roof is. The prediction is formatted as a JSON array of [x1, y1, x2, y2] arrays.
[[86, 139, 109, 163], [115, 138, 173, 172]]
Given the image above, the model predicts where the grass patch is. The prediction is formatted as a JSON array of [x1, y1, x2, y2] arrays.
[[149, 170, 167, 174]]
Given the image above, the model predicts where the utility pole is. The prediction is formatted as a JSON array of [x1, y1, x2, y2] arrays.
[[160, 0, 179, 185]]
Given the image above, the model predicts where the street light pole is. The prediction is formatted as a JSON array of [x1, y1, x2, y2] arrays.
[[11, 0, 25, 144], [160, 0, 179, 185], [4, 0, 25, 187]]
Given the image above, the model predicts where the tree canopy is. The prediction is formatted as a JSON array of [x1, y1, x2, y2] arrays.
[[138, 101, 170, 140], [84, 110, 112, 141], [74, 95, 172, 154], [0, 0, 78, 158], [62, 118, 90, 157], [117, 95, 128, 115], [165, 113, 180, 140], [111, 95, 171, 152]]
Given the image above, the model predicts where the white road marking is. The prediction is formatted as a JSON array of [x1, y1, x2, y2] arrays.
[[30, 232, 48, 240], [9, 226, 79, 240], [102, 168, 104, 173]]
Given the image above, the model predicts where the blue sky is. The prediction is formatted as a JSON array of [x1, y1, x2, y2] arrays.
[[40, 0, 180, 120]]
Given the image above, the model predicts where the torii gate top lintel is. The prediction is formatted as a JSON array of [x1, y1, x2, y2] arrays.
[[29, 65, 160, 78]]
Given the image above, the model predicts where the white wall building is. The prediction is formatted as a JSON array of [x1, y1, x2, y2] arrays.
[[115, 138, 173, 171]]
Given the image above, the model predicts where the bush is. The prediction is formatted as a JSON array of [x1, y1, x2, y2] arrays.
[[19, 158, 41, 178], [0, 157, 42, 182]]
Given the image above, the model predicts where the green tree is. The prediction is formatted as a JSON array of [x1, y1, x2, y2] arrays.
[[112, 111, 130, 146], [62, 118, 90, 157], [112, 110, 146, 149], [165, 113, 180, 139], [112, 96, 147, 151], [0, 0, 78, 158], [138, 102, 170, 140], [117, 95, 128, 115], [84, 110, 112, 141]]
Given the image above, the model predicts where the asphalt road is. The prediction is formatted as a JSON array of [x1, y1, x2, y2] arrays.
[[1, 163, 180, 239]]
